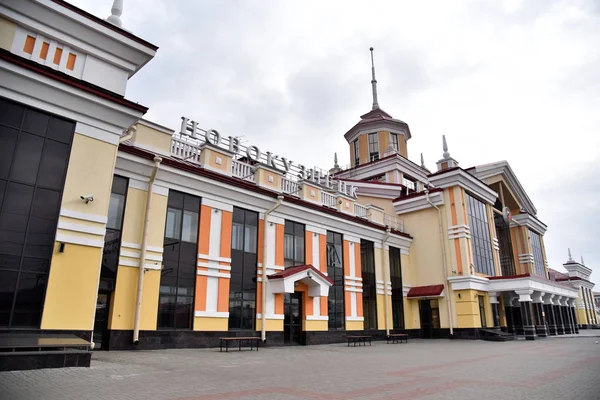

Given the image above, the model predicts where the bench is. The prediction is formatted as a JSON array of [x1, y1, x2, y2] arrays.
[[219, 337, 261, 352], [347, 335, 371, 347], [386, 334, 408, 344]]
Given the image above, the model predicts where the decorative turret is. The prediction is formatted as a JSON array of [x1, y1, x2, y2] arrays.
[[563, 248, 592, 280], [329, 153, 342, 174], [436, 135, 459, 171]]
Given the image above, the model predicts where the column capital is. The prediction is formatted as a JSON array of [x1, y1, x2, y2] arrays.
[[543, 293, 555, 305], [489, 291, 499, 304], [531, 291, 544, 303], [516, 289, 534, 302], [553, 295, 563, 306], [567, 298, 576, 307]]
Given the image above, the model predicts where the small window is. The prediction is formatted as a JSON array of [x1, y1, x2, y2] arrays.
[[368, 133, 379, 162], [284, 220, 305, 267], [165, 208, 182, 240], [390, 133, 399, 152], [353, 139, 360, 166]]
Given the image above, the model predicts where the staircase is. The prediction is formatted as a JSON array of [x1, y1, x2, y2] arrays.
[[0, 333, 92, 371], [479, 329, 515, 342]]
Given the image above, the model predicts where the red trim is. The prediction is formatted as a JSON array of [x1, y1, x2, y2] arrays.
[[49, 0, 158, 51], [268, 265, 333, 285], [406, 284, 444, 298], [488, 273, 531, 280], [427, 166, 462, 177], [392, 187, 443, 203], [0, 49, 148, 113], [341, 178, 407, 188], [118, 145, 412, 239]]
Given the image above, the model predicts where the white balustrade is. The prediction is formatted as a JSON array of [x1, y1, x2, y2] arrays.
[[171, 137, 201, 163], [321, 191, 337, 208], [384, 213, 404, 232], [354, 203, 368, 218], [282, 177, 300, 196], [232, 160, 255, 182]]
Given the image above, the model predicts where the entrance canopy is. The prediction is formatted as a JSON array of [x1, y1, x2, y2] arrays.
[[406, 284, 444, 298], [268, 265, 333, 297]]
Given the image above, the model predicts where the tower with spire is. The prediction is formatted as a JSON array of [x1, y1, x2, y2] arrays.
[[341, 48, 413, 169]]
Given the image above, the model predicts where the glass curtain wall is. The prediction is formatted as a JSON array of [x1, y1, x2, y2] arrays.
[[327, 231, 344, 330], [466, 193, 495, 276], [229, 207, 258, 329], [0, 99, 75, 328], [389, 246, 404, 329], [360, 240, 377, 330], [158, 191, 200, 329]]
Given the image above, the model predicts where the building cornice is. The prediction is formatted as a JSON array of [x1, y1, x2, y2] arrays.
[[511, 213, 547, 235], [393, 190, 444, 215], [468, 161, 537, 215], [429, 168, 498, 205]]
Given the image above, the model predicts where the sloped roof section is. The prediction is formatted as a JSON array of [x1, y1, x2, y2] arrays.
[[468, 161, 537, 215], [344, 108, 412, 142]]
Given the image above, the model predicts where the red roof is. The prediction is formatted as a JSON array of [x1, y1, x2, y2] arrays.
[[268, 265, 333, 285], [406, 284, 444, 298], [548, 268, 569, 282]]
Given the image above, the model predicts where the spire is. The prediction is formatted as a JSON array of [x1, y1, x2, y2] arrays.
[[334, 152, 339, 168], [581, 256, 585, 265], [370, 47, 379, 110], [421, 153, 425, 168], [568, 248, 573, 261], [106, 0, 124, 27], [436, 135, 459, 171], [442, 135, 450, 158]]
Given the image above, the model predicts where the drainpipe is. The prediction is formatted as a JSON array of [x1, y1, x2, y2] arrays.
[[425, 188, 454, 336], [133, 156, 162, 345], [381, 227, 392, 337], [261, 195, 284, 343]]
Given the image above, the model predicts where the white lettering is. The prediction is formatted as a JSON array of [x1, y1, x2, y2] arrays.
[[350, 185, 357, 197], [325, 174, 333, 189], [228, 136, 240, 154], [297, 164, 306, 180], [281, 158, 293, 172], [246, 145, 261, 162], [266, 152, 279, 170], [191, 120, 200, 138], [180, 117, 189, 135], [206, 129, 221, 146]]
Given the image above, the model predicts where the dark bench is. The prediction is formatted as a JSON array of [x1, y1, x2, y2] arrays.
[[347, 335, 371, 347], [386, 333, 408, 344], [219, 337, 261, 352]]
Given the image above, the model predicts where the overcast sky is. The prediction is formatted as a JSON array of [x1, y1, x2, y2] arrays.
[[76, 0, 599, 284]]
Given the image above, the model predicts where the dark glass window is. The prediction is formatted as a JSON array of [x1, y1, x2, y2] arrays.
[[353, 139, 360, 166], [389, 246, 404, 329], [478, 295, 487, 328], [390, 133, 399, 152], [361, 240, 377, 330], [100, 176, 128, 292], [284, 220, 304, 267], [368, 133, 379, 162], [529, 230, 546, 278], [0, 98, 74, 328], [158, 191, 200, 329], [229, 207, 258, 330], [494, 213, 516, 276], [466, 193, 495, 276], [327, 231, 344, 330]]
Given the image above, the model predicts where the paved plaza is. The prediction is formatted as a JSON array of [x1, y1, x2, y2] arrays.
[[1, 336, 600, 400]]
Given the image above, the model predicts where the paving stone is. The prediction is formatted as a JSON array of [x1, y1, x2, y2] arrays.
[[1, 338, 599, 400]]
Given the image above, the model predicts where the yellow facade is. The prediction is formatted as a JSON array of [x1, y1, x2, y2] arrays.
[[41, 243, 103, 329], [0, 16, 16, 51]]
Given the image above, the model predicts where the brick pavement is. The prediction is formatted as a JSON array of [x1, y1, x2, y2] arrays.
[[1, 338, 600, 400]]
